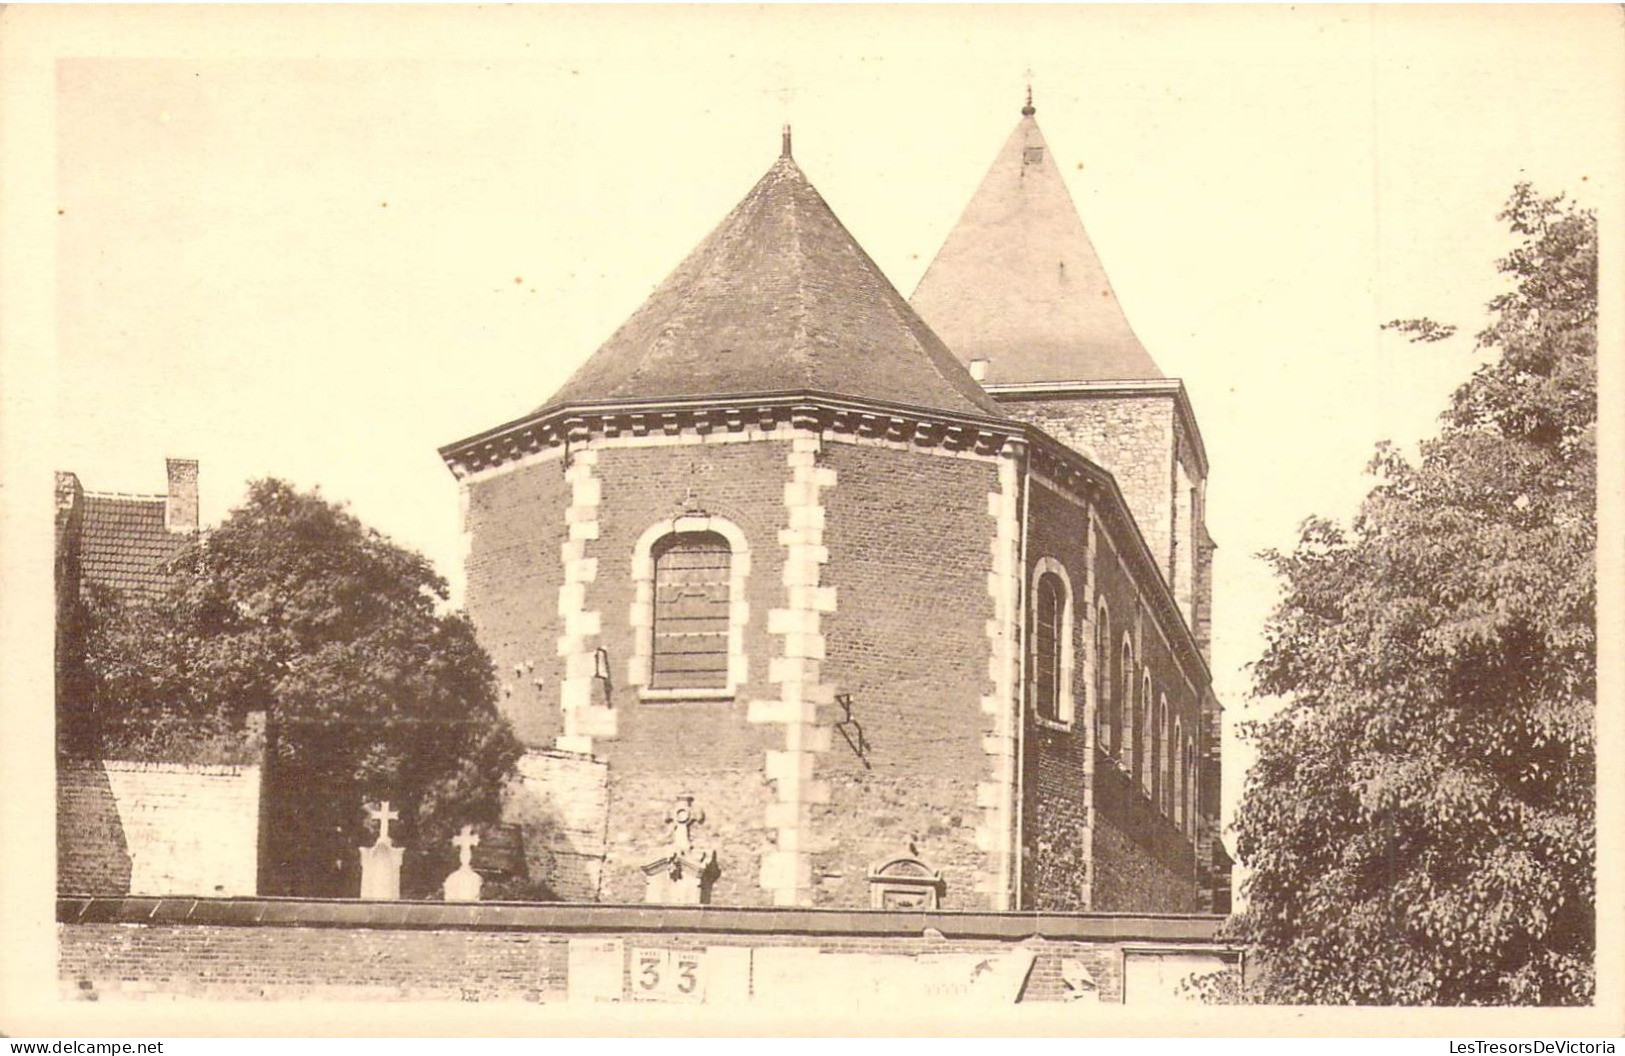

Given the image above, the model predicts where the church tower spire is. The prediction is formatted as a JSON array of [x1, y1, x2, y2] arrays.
[[909, 105, 1161, 384], [913, 104, 1213, 661]]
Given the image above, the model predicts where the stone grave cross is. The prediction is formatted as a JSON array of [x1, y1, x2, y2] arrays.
[[666, 794, 704, 853], [359, 799, 404, 900], [443, 824, 484, 903], [368, 800, 400, 845], [452, 825, 479, 868]]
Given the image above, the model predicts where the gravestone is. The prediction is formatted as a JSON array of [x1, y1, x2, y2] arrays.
[[640, 793, 719, 905], [358, 800, 404, 900], [443, 824, 484, 902]]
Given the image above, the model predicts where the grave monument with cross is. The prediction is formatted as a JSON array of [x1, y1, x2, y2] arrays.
[[442, 824, 484, 902], [358, 800, 405, 900], [639, 793, 720, 905]]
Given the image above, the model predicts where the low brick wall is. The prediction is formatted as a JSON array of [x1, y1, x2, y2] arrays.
[[57, 897, 1231, 1006]]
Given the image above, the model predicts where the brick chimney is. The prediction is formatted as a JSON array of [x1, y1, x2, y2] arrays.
[[55, 470, 83, 518], [55, 471, 85, 579], [165, 458, 199, 533]]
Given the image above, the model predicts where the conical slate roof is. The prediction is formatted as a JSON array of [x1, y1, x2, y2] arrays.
[[540, 147, 1004, 420], [910, 107, 1163, 384]]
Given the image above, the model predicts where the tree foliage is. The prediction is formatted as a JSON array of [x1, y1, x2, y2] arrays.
[[1228, 186, 1596, 1005], [84, 479, 525, 897]]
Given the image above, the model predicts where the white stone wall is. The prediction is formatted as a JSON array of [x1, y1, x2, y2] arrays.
[[505, 750, 610, 900], [59, 760, 261, 896]]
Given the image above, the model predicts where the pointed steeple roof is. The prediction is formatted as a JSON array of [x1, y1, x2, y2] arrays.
[[910, 102, 1163, 384], [540, 141, 1004, 420]]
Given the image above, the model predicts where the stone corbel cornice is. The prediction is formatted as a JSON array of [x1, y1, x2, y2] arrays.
[[438, 391, 1024, 479]]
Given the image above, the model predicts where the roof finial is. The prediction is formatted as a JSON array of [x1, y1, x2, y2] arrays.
[[1022, 84, 1035, 117], [781, 123, 792, 158]]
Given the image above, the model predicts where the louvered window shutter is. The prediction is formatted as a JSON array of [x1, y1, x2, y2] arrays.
[[651, 532, 732, 691]]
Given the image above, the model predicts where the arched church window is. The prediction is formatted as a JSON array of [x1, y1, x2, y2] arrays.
[[650, 530, 732, 692], [1139, 671, 1154, 795], [1094, 602, 1111, 752], [629, 515, 750, 701], [1117, 637, 1134, 765], [1173, 715, 1185, 830], [1030, 560, 1073, 726], [1156, 693, 1170, 813]]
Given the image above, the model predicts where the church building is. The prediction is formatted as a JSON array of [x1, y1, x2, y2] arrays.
[[440, 100, 1229, 914]]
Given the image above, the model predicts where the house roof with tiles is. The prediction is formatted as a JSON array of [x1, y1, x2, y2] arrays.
[[538, 129, 1006, 422], [77, 492, 194, 599], [910, 96, 1164, 385]]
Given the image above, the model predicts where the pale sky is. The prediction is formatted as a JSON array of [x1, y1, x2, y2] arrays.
[[18, 5, 1625, 852]]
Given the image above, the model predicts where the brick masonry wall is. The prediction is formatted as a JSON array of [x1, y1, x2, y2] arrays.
[[57, 762, 130, 895], [57, 761, 260, 897], [584, 440, 790, 906], [463, 455, 573, 748], [1018, 474, 1211, 914], [1198, 698, 1228, 912], [458, 423, 1216, 913], [56, 907, 1229, 1004], [1021, 723, 1090, 910], [60, 921, 569, 1003], [1003, 396, 1175, 583], [460, 433, 1015, 909], [811, 442, 998, 909], [1089, 517, 1205, 913], [995, 389, 1222, 914], [1019, 481, 1093, 911], [1090, 764, 1197, 913]]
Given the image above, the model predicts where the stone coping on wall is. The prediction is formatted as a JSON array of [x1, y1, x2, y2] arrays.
[[66, 759, 259, 777], [58, 896, 1225, 943]]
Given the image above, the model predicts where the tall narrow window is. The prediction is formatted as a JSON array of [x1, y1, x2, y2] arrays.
[[1033, 573, 1064, 723], [1155, 694, 1169, 812], [651, 531, 731, 691], [1176, 714, 1189, 831], [1094, 603, 1111, 751], [1029, 560, 1075, 726], [1140, 672, 1154, 794], [1117, 639, 1134, 764]]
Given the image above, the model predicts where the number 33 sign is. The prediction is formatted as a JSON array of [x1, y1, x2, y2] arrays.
[[630, 948, 707, 1002]]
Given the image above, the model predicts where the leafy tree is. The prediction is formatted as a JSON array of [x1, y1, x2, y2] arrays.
[[84, 479, 525, 898], [1228, 186, 1596, 1005]]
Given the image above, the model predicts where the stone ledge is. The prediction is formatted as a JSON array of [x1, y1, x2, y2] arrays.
[[80, 760, 260, 777], [57, 896, 1228, 942]]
